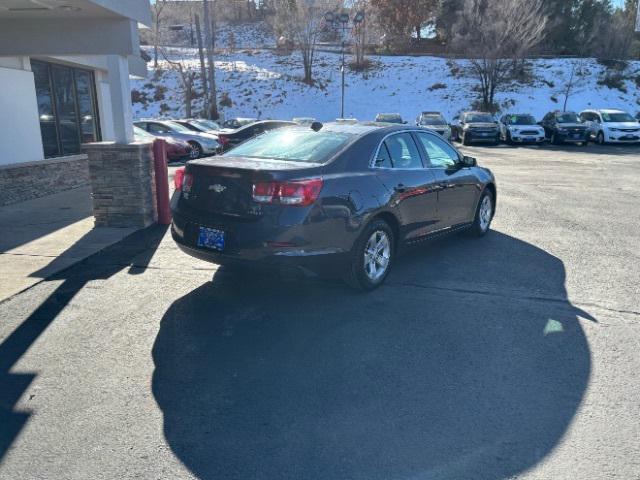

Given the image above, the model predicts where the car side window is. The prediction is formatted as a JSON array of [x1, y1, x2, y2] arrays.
[[383, 133, 423, 169], [148, 123, 170, 134], [415, 132, 459, 169], [374, 143, 393, 168]]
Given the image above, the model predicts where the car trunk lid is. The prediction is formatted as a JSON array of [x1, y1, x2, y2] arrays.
[[180, 157, 322, 219]]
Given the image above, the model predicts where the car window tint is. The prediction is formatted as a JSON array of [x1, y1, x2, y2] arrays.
[[148, 123, 170, 134], [415, 132, 459, 168], [384, 133, 423, 169], [374, 143, 393, 168]]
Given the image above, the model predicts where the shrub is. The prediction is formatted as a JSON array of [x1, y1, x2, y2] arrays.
[[131, 89, 148, 104], [153, 85, 167, 102], [597, 58, 628, 71], [428, 82, 447, 91], [598, 74, 627, 93], [219, 92, 233, 108]]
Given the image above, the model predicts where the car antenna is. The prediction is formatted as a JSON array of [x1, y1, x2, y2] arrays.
[[310, 121, 323, 132]]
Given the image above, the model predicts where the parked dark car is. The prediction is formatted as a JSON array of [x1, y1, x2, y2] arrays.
[[217, 120, 296, 152], [451, 112, 500, 145], [170, 123, 496, 290], [540, 111, 588, 145], [222, 117, 257, 129], [133, 126, 192, 162], [375, 113, 406, 124]]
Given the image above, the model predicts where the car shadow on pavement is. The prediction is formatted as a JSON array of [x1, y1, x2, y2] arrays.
[[0, 224, 168, 461], [152, 231, 596, 480]]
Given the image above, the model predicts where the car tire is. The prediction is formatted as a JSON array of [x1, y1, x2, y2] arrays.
[[596, 131, 605, 145], [188, 142, 202, 159], [505, 131, 513, 145], [462, 132, 470, 146], [550, 132, 559, 145], [345, 219, 395, 291], [469, 189, 494, 237]]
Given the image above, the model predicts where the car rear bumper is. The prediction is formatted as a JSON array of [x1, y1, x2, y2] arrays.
[[170, 210, 351, 277]]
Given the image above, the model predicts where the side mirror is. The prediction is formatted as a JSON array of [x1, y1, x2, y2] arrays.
[[403, 121, 408, 124], [462, 155, 477, 167]]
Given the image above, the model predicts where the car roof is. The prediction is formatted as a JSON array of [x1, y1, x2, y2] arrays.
[[292, 122, 428, 137]]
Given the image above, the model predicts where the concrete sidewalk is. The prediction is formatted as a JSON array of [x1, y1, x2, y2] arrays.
[[0, 187, 136, 302]]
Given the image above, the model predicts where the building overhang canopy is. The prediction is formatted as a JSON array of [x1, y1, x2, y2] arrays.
[[0, 0, 151, 56]]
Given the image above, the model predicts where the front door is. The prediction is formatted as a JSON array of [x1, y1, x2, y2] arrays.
[[414, 132, 480, 228], [373, 132, 440, 241]]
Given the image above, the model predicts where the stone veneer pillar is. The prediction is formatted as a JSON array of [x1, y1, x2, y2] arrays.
[[83, 142, 157, 228]]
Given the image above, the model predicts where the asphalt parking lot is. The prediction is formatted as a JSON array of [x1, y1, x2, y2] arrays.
[[1, 143, 639, 480]]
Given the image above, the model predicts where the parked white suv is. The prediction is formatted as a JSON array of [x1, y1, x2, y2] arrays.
[[579, 109, 640, 144], [498, 113, 545, 144]]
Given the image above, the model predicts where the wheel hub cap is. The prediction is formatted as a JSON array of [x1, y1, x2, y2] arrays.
[[479, 196, 492, 231], [364, 230, 391, 281]]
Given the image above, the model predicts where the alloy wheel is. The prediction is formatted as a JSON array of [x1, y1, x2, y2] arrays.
[[479, 195, 493, 232], [363, 230, 391, 282]]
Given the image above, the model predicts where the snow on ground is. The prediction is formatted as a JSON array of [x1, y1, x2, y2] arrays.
[[133, 44, 640, 123]]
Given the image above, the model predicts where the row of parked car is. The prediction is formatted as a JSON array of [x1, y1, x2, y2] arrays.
[[133, 107, 640, 163], [397, 109, 640, 147]]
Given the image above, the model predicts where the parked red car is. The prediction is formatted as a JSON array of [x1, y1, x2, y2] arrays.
[[133, 126, 193, 162]]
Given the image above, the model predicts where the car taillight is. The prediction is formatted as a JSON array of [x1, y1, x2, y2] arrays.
[[252, 178, 323, 207], [174, 167, 185, 190], [218, 135, 229, 146], [174, 168, 193, 192]]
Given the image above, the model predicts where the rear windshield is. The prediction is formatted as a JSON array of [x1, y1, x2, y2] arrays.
[[223, 130, 353, 163]]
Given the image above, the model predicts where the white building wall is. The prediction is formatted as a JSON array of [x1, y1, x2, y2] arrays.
[[0, 59, 44, 166]]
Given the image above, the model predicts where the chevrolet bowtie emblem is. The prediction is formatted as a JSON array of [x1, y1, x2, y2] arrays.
[[209, 184, 226, 193]]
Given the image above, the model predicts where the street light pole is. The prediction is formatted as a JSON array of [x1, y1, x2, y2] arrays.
[[325, 11, 365, 120]]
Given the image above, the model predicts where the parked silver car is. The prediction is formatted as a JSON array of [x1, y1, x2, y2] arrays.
[[416, 111, 452, 140], [134, 120, 220, 158]]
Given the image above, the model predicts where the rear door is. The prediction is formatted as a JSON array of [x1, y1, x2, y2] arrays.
[[414, 131, 479, 228], [373, 132, 440, 241]]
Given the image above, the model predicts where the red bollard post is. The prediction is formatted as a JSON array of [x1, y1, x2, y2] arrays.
[[153, 139, 172, 225]]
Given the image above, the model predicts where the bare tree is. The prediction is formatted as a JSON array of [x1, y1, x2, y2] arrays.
[[451, 0, 548, 112], [270, 0, 336, 84], [203, 0, 219, 119], [195, 13, 210, 117], [161, 50, 197, 118], [153, 0, 169, 69], [351, 0, 369, 69]]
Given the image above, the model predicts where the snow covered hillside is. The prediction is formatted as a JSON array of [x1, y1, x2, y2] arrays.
[[133, 41, 640, 123]]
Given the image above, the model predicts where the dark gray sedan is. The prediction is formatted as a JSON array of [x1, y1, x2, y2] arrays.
[[171, 123, 496, 290]]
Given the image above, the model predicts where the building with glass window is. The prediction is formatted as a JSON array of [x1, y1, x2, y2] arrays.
[[0, 0, 151, 205]]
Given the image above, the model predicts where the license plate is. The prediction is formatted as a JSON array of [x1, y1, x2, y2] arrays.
[[197, 226, 225, 251], [572, 133, 581, 139], [524, 136, 535, 141], [480, 132, 489, 136]]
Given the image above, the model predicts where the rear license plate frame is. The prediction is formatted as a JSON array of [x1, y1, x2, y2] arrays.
[[197, 226, 226, 251]]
